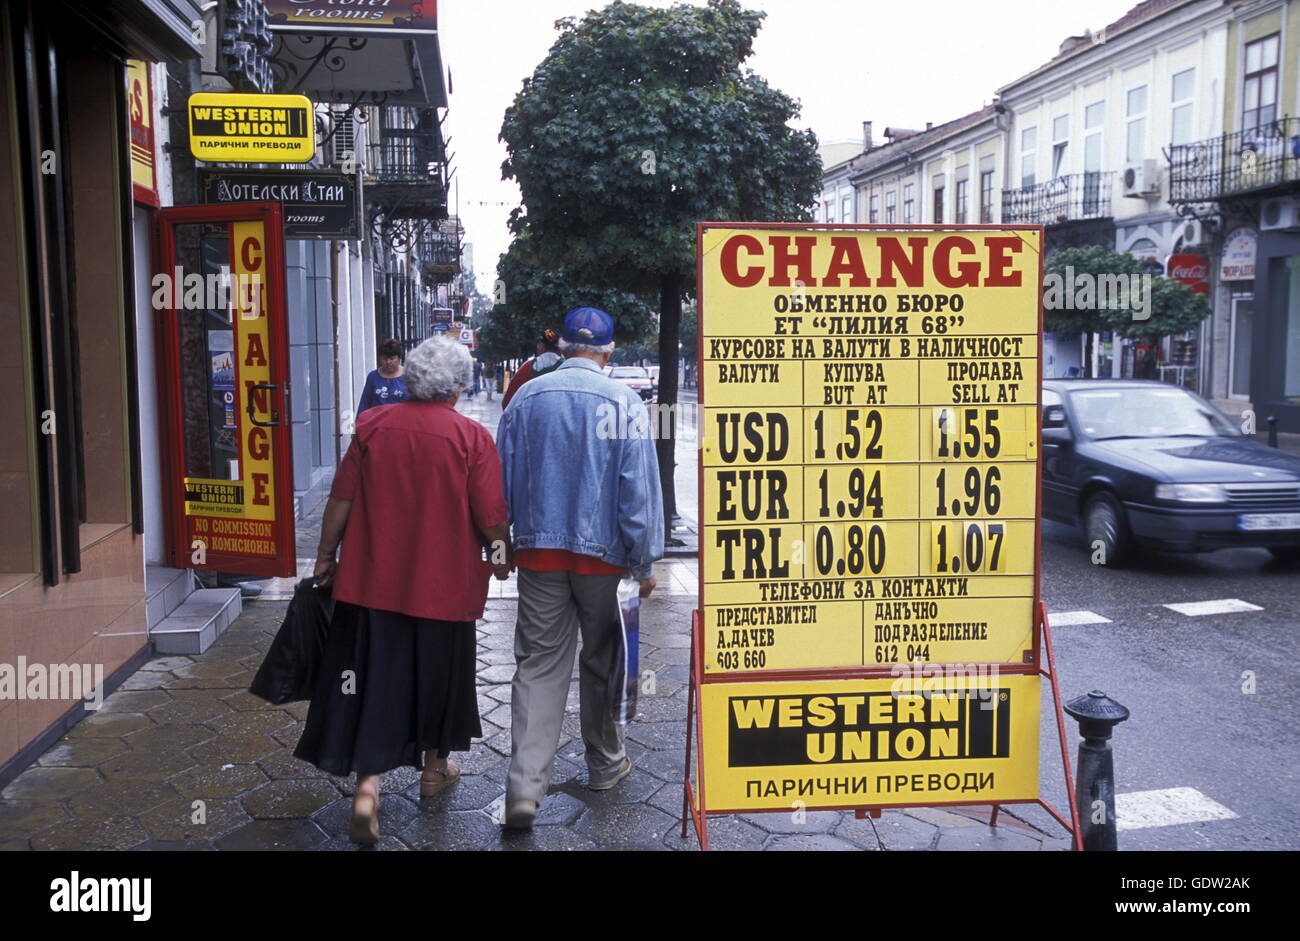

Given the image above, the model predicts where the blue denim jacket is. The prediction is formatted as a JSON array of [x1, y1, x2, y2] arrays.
[[497, 357, 664, 579]]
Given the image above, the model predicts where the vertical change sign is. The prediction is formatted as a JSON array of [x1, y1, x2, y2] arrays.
[[699, 225, 1044, 674]]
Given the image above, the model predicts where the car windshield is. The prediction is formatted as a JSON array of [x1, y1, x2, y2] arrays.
[[611, 367, 648, 378], [1067, 387, 1241, 440]]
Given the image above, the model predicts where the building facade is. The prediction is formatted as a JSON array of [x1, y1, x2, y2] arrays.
[[1169, 0, 1300, 430], [0, 0, 460, 783], [0, 0, 204, 784], [999, 0, 1230, 389]]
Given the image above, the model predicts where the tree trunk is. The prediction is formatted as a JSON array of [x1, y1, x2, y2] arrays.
[[656, 271, 682, 546]]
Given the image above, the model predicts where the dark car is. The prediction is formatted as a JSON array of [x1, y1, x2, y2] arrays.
[[1041, 379, 1300, 566]]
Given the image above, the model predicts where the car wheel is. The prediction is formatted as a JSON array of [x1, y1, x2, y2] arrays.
[[1084, 492, 1134, 568], [1267, 546, 1300, 564]]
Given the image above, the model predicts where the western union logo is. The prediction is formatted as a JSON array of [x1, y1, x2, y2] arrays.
[[190, 106, 307, 139], [188, 93, 314, 163], [727, 690, 1011, 766]]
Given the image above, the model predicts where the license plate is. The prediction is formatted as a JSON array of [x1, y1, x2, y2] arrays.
[[1237, 512, 1300, 531]]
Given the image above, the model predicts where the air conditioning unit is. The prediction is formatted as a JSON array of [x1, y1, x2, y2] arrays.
[[1260, 197, 1300, 231], [1180, 219, 1206, 246], [1123, 159, 1160, 197], [327, 108, 365, 172]]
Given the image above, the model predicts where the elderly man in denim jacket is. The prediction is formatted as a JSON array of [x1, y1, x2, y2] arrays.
[[496, 307, 664, 829]]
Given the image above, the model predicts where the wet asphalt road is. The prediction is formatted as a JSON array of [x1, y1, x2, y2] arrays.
[[1036, 520, 1300, 850]]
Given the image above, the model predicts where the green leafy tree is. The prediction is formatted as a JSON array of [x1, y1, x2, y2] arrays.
[[1044, 245, 1210, 375], [1045, 246, 1209, 338], [500, 0, 821, 534], [477, 227, 657, 362]]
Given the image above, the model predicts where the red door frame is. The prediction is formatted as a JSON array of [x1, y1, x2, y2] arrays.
[[155, 202, 296, 578]]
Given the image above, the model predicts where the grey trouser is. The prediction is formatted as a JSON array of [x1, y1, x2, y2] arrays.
[[507, 567, 626, 803]]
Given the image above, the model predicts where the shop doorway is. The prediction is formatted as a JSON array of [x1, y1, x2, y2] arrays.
[[155, 203, 296, 577], [1229, 294, 1254, 400]]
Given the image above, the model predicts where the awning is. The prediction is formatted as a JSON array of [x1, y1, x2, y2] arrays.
[[264, 1, 447, 107], [73, 0, 205, 62]]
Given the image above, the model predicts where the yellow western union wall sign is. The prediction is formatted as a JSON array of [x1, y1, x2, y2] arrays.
[[699, 226, 1043, 673], [700, 674, 1040, 811], [188, 93, 315, 163]]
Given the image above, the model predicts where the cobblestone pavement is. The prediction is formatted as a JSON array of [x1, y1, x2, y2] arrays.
[[0, 591, 1069, 851]]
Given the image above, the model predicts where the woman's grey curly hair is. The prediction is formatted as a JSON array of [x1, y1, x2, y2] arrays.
[[403, 335, 473, 402]]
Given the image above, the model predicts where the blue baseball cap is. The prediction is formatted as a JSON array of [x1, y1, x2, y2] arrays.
[[562, 307, 615, 346]]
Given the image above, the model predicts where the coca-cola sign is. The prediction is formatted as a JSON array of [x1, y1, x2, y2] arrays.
[[1167, 253, 1210, 294]]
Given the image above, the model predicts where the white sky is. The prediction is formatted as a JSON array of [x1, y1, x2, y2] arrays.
[[439, 0, 1140, 292]]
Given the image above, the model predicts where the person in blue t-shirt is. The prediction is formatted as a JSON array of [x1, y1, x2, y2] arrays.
[[357, 338, 409, 415]]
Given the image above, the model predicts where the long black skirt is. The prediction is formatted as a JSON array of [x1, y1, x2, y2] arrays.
[[293, 601, 482, 777]]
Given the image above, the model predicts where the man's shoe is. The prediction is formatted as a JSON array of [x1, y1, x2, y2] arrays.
[[588, 757, 632, 791], [503, 798, 537, 830]]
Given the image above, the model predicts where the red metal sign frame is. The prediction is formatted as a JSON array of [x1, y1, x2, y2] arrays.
[[155, 202, 296, 578]]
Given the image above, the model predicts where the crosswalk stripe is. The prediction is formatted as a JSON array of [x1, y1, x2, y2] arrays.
[[1163, 598, 1263, 616], [1047, 610, 1111, 626], [1115, 787, 1239, 831]]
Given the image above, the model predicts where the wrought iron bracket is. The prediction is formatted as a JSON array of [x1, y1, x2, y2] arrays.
[[314, 91, 391, 152]]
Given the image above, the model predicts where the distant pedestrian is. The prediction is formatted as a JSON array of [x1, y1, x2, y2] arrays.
[[483, 361, 496, 401], [297, 336, 512, 845], [357, 338, 408, 415], [501, 328, 563, 409], [495, 306, 664, 829], [472, 359, 483, 397]]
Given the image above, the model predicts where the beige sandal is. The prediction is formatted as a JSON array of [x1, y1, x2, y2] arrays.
[[349, 792, 380, 845], [419, 759, 461, 797]]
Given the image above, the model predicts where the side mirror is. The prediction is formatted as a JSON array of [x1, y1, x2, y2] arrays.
[[1042, 405, 1072, 443]]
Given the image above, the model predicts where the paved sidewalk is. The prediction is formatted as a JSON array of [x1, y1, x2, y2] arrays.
[[0, 590, 1069, 851]]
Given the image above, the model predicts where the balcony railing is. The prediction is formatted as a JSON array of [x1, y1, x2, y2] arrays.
[[419, 232, 460, 282], [366, 106, 446, 184], [1169, 118, 1300, 203], [1001, 172, 1114, 226], [381, 271, 421, 349]]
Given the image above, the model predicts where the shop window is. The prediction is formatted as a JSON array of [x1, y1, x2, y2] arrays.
[[4, 9, 137, 584], [1052, 114, 1069, 178], [0, 22, 39, 584], [980, 170, 994, 223], [1126, 85, 1148, 162], [1020, 126, 1037, 187], [1171, 67, 1196, 146], [1242, 34, 1279, 131]]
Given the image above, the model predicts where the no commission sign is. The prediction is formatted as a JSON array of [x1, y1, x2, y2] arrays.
[[698, 225, 1045, 675]]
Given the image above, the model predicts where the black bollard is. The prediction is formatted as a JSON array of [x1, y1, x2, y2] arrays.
[[1064, 690, 1130, 851], [1267, 415, 1278, 449]]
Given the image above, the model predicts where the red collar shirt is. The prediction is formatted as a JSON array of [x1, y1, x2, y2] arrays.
[[329, 400, 508, 621]]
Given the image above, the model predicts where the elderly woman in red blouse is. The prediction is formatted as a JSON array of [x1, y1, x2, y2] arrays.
[[295, 335, 511, 845]]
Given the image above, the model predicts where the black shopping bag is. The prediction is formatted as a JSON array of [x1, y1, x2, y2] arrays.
[[249, 578, 334, 704]]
